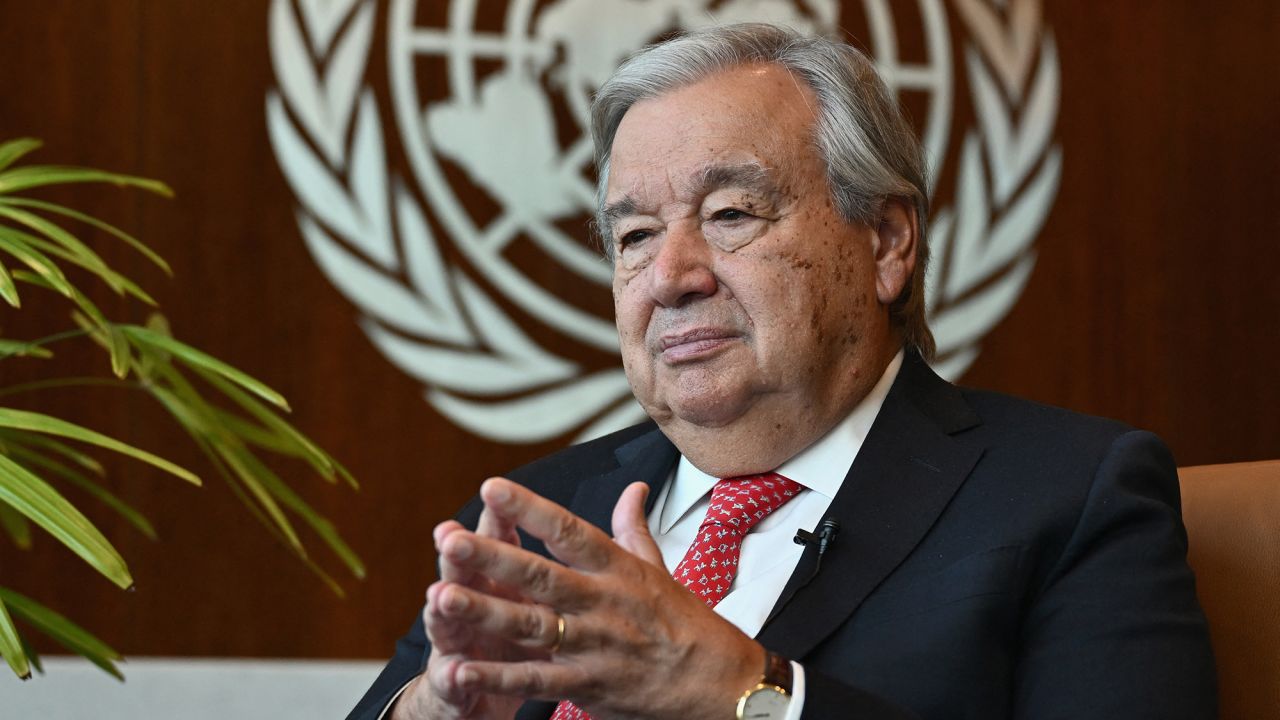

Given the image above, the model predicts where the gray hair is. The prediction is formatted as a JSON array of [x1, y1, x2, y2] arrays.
[[590, 23, 935, 359]]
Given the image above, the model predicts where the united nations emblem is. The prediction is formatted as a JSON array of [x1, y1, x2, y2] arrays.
[[266, 0, 1061, 444]]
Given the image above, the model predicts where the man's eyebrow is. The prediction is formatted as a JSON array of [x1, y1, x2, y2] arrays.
[[692, 162, 781, 202], [599, 196, 638, 237], [598, 163, 782, 238]]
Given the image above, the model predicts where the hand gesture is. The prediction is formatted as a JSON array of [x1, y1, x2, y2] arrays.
[[429, 477, 765, 720]]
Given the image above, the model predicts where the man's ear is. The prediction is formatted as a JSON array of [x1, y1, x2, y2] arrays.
[[873, 197, 918, 306]]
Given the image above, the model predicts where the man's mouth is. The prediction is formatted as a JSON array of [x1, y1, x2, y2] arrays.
[[658, 328, 739, 363]]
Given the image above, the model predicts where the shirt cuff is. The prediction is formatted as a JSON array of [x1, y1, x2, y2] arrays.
[[783, 661, 805, 720]]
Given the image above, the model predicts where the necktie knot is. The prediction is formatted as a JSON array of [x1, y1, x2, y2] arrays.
[[702, 472, 803, 536]]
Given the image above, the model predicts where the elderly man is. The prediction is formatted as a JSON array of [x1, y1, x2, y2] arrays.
[[350, 24, 1215, 720]]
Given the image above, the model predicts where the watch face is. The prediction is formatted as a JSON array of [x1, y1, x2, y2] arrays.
[[741, 687, 789, 719]]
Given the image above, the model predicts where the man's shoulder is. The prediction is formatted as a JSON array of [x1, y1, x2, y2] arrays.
[[952, 384, 1173, 478], [958, 385, 1133, 437]]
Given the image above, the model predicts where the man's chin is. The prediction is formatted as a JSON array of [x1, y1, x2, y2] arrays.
[[657, 393, 755, 431]]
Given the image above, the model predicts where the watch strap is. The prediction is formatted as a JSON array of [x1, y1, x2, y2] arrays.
[[762, 650, 793, 694]]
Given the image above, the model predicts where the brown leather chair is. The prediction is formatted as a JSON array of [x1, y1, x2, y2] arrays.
[[1179, 460, 1280, 720]]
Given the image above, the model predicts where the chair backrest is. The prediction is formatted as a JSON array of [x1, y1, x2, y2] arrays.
[[1178, 460, 1280, 720]]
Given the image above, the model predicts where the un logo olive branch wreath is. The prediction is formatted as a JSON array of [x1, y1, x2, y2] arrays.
[[266, 0, 1060, 444]]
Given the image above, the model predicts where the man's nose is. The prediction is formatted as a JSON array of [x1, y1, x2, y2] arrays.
[[650, 222, 717, 307]]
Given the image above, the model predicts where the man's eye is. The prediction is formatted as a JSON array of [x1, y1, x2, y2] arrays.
[[712, 208, 751, 222], [618, 230, 652, 247]]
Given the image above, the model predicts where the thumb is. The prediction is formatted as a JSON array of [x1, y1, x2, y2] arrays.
[[611, 482, 664, 566]]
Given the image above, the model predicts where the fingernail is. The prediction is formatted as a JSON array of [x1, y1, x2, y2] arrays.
[[458, 667, 479, 686]]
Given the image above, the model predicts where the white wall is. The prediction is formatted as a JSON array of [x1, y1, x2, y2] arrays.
[[0, 657, 384, 719]]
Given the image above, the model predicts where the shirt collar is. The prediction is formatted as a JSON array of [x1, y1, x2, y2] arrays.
[[658, 349, 905, 534]]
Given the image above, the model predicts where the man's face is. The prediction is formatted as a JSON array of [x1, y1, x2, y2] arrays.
[[606, 63, 910, 463]]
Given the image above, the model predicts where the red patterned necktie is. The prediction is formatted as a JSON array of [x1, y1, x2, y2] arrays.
[[551, 472, 802, 720]]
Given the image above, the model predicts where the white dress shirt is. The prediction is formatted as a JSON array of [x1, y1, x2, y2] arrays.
[[646, 350, 902, 719]]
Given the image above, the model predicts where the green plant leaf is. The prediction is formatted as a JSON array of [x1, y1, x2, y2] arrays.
[[163, 394, 289, 546], [18, 629, 42, 676], [0, 339, 53, 359], [195, 366, 357, 488], [0, 196, 171, 275], [17, 273, 135, 381], [121, 326, 291, 411], [0, 594, 31, 679], [0, 587, 122, 680], [2, 443, 156, 540], [213, 438, 305, 553], [0, 227, 74, 299], [0, 165, 172, 198], [140, 362, 302, 552], [144, 382, 303, 553], [1, 224, 156, 305], [0, 261, 17, 307], [0, 408, 199, 486], [144, 357, 363, 582], [0, 205, 119, 292], [0, 502, 32, 549], [0, 454, 131, 589], [106, 325, 129, 379], [0, 138, 42, 173], [152, 381, 354, 595], [219, 442, 365, 579], [0, 429, 105, 476]]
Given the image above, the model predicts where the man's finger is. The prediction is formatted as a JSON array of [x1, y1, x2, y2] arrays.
[[455, 659, 580, 702], [425, 655, 471, 707], [423, 582, 475, 654], [479, 477, 613, 572], [476, 479, 521, 546], [434, 521, 477, 586], [433, 581, 564, 652], [610, 482, 664, 566], [438, 527, 594, 607]]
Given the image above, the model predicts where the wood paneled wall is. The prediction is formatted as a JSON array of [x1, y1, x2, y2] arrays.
[[0, 1, 1276, 661]]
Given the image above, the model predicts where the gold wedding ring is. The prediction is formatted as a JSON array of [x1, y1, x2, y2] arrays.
[[548, 613, 566, 654]]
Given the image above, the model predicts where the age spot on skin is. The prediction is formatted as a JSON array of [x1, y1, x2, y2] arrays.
[[769, 251, 814, 271]]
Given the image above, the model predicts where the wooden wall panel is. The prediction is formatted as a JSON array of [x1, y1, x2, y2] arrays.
[[0, 1, 1276, 662]]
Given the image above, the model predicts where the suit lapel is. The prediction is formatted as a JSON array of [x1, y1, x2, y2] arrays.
[[566, 426, 678, 534], [757, 353, 984, 659]]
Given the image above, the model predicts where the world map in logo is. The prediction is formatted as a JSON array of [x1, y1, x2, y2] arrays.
[[267, 0, 1061, 444]]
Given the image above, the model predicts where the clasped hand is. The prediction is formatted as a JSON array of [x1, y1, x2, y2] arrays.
[[392, 477, 764, 720]]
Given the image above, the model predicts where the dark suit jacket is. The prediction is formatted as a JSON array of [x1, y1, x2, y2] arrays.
[[348, 353, 1216, 719]]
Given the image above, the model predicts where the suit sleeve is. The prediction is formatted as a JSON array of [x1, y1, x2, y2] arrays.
[[1011, 429, 1216, 718]]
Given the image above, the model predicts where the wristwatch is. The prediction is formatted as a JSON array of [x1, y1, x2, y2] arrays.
[[735, 650, 793, 720]]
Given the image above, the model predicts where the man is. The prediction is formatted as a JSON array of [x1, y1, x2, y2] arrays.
[[350, 24, 1215, 720]]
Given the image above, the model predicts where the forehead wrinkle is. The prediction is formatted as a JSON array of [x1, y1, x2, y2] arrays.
[[688, 161, 783, 206]]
